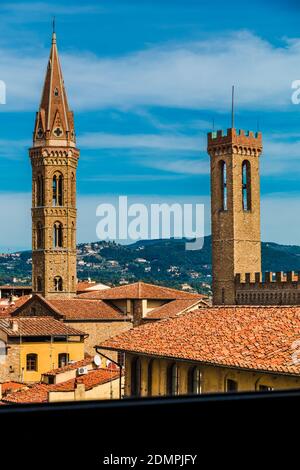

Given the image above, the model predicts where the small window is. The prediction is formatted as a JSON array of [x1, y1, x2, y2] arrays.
[[226, 378, 238, 392], [117, 351, 125, 367], [259, 385, 274, 392], [58, 353, 69, 368], [54, 276, 63, 292], [26, 353, 38, 372], [54, 87, 59, 97]]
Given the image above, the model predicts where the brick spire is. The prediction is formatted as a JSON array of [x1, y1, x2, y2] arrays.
[[33, 31, 76, 147]]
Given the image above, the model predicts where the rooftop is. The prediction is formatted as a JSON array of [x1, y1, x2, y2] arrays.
[[100, 305, 300, 375], [3, 368, 120, 404], [0, 317, 85, 337], [78, 281, 204, 301]]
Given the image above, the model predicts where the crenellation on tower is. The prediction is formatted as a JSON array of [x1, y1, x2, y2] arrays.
[[235, 271, 300, 305]]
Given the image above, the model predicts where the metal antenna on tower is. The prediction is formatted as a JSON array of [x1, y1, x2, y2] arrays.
[[52, 16, 56, 34], [231, 85, 235, 128]]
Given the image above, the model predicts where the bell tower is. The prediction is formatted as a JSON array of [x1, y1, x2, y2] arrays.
[[207, 128, 263, 305], [30, 31, 79, 299]]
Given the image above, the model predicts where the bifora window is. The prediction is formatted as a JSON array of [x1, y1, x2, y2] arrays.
[[36, 221, 43, 249], [36, 175, 44, 206], [53, 222, 63, 248], [52, 173, 63, 206], [242, 160, 251, 211], [220, 160, 227, 211], [26, 353, 38, 371], [54, 276, 63, 292]]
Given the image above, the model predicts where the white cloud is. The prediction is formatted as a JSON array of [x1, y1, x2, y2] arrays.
[[1, 31, 300, 112], [79, 132, 203, 151], [1, 191, 300, 251], [0, 3, 104, 16]]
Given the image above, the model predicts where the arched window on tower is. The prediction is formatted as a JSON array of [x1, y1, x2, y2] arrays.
[[36, 222, 43, 249], [54, 276, 63, 292], [37, 276, 42, 292], [242, 160, 251, 211], [53, 222, 63, 248], [71, 172, 76, 207], [52, 173, 63, 206], [37, 175, 44, 206], [220, 160, 227, 211]]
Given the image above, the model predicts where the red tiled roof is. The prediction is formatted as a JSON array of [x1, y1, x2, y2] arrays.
[[43, 356, 93, 376], [48, 298, 127, 320], [100, 305, 300, 375], [1, 382, 28, 395], [0, 317, 85, 337], [146, 299, 207, 320], [77, 281, 97, 291], [3, 384, 49, 403], [50, 369, 120, 392], [3, 369, 120, 403], [6, 295, 32, 313], [78, 281, 204, 301]]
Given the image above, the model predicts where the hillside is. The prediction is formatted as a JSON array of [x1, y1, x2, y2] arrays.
[[1, 236, 300, 295]]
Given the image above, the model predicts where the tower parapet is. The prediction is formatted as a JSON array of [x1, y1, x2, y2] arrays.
[[235, 271, 300, 305], [207, 128, 262, 154]]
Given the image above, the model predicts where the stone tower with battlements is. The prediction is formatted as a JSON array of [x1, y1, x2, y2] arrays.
[[207, 128, 263, 305], [29, 31, 79, 299]]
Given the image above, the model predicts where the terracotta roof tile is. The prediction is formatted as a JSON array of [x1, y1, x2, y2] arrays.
[[48, 299, 128, 320], [146, 299, 206, 319], [43, 356, 93, 376], [100, 305, 300, 375], [3, 369, 120, 403], [1, 382, 28, 395], [78, 281, 204, 301], [0, 317, 85, 337]]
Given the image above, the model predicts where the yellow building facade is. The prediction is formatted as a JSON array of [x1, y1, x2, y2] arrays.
[[125, 354, 300, 397]]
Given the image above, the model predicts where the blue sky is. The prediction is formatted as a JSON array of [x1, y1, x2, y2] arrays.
[[1, 0, 300, 250]]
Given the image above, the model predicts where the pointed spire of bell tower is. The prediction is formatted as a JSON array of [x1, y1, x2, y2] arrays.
[[33, 25, 76, 147]]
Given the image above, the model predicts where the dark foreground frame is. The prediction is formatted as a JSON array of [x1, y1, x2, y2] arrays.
[[0, 390, 297, 466]]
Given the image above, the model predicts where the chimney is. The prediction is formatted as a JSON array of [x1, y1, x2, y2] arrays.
[[74, 379, 85, 401], [10, 320, 18, 333]]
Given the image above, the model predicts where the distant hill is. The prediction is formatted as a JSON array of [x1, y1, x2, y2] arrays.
[[1, 236, 300, 295]]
